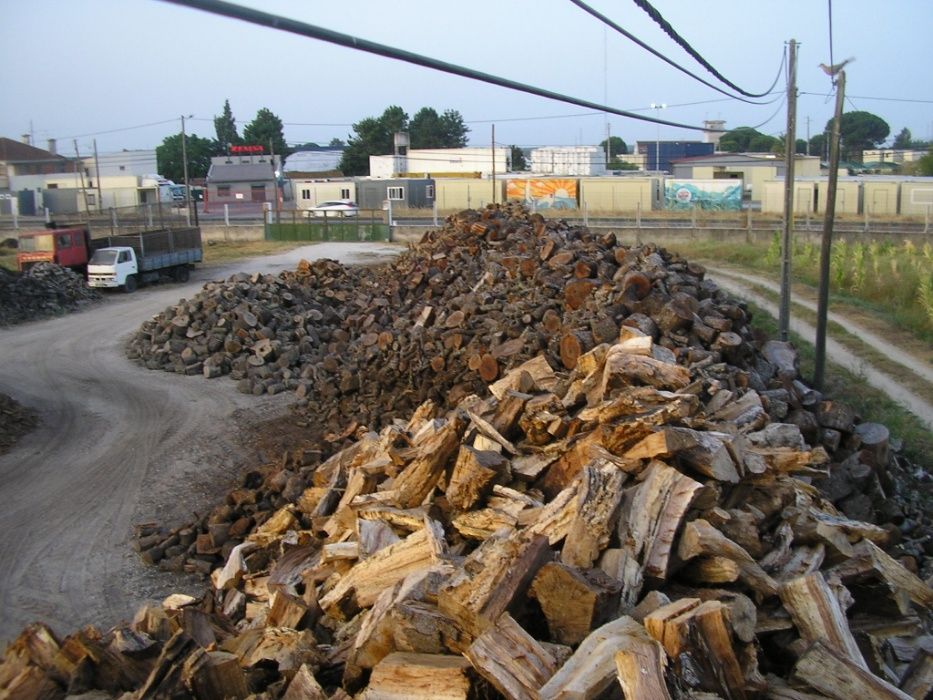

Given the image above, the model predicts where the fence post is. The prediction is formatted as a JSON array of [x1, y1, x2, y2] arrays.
[[147, 205, 153, 228], [110, 207, 117, 234], [864, 203, 869, 232], [433, 198, 438, 227], [45, 207, 51, 223], [11, 196, 19, 230], [636, 200, 641, 228], [184, 202, 191, 227], [926, 204, 931, 234], [387, 199, 394, 227], [582, 201, 588, 227], [691, 205, 697, 229], [224, 203, 230, 227]]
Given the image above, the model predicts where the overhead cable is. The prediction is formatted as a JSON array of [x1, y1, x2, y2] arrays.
[[571, 0, 783, 104], [157, 0, 724, 134], [631, 0, 781, 98]]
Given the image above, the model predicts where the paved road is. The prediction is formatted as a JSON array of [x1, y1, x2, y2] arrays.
[[0, 242, 402, 645]]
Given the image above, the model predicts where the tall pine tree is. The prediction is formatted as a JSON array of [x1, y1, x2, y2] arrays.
[[213, 99, 240, 154]]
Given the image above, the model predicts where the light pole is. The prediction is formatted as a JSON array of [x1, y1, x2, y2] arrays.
[[180, 114, 193, 223], [650, 103, 666, 171]]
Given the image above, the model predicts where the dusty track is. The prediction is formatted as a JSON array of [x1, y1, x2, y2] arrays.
[[0, 242, 402, 646]]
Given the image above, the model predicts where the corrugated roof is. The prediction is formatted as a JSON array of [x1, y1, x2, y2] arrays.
[[207, 162, 276, 183]]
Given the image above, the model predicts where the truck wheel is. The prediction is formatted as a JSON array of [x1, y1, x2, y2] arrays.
[[174, 266, 190, 283], [123, 275, 137, 293]]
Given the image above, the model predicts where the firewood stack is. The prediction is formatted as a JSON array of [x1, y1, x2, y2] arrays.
[[3, 335, 931, 699], [0, 263, 101, 326]]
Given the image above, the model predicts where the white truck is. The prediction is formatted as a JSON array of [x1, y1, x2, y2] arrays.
[[86, 227, 203, 292]]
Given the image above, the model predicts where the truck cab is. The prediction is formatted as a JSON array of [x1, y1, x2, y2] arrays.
[[17, 227, 91, 272], [87, 247, 140, 292]]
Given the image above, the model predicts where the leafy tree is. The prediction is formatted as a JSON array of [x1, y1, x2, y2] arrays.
[[409, 107, 470, 148], [328, 137, 345, 148], [828, 111, 889, 161], [916, 148, 933, 176], [438, 109, 469, 147], [893, 127, 912, 149], [213, 99, 240, 154], [156, 132, 215, 183], [796, 138, 808, 154], [809, 133, 827, 160], [718, 126, 778, 153], [599, 136, 628, 158], [243, 107, 289, 157], [339, 106, 409, 175], [509, 145, 527, 171], [292, 142, 321, 151]]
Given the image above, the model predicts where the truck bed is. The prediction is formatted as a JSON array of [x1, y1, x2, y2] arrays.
[[89, 227, 203, 270]]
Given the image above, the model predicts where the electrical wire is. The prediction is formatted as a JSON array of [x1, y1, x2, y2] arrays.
[[570, 0, 783, 104], [157, 0, 726, 134], [828, 0, 835, 79], [631, 0, 783, 98], [800, 92, 933, 104], [54, 118, 181, 140]]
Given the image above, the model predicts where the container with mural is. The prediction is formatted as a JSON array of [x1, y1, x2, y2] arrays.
[[506, 178, 578, 209], [664, 179, 742, 211]]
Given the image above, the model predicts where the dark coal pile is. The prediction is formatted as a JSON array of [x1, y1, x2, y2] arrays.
[[0, 393, 38, 455], [0, 263, 101, 326]]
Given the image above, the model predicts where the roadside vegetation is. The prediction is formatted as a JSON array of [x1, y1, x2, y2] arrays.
[[200, 239, 303, 265], [670, 235, 933, 343]]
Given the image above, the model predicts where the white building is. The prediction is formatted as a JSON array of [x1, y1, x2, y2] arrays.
[[369, 147, 508, 178], [83, 149, 158, 178], [530, 146, 606, 176], [283, 149, 343, 173]]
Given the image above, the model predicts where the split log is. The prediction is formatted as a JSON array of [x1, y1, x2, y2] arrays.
[[445, 446, 509, 511], [390, 414, 466, 508], [529, 561, 622, 645], [561, 458, 627, 568], [779, 572, 867, 670], [899, 650, 933, 700], [829, 539, 933, 609], [464, 613, 557, 700], [613, 625, 672, 700], [644, 598, 747, 700], [362, 652, 479, 700], [282, 663, 327, 700], [438, 531, 551, 639], [538, 616, 655, 700], [182, 649, 249, 700], [678, 519, 778, 597], [793, 641, 912, 700], [601, 346, 691, 394]]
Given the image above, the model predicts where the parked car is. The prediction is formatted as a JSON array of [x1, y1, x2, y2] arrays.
[[307, 200, 359, 218]]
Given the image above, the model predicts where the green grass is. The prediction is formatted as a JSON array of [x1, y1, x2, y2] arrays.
[[746, 301, 933, 470], [670, 237, 933, 343], [200, 239, 303, 265]]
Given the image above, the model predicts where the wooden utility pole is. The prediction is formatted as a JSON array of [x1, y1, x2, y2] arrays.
[[814, 70, 846, 390], [92, 139, 104, 212], [73, 140, 89, 221], [779, 39, 798, 340], [181, 115, 192, 224], [491, 124, 496, 205]]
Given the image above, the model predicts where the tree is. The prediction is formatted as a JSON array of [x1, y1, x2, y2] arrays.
[[893, 127, 912, 149], [156, 132, 215, 183], [213, 99, 240, 154], [718, 126, 778, 153], [410, 107, 469, 149], [338, 106, 409, 176], [599, 136, 628, 159], [509, 145, 527, 171], [243, 107, 288, 157], [796, 138, 808, 154], [916, 148, 933, 176], [828, 110, 889, 161], [809, 133, 827, 160], [328, 137, 345, 148]]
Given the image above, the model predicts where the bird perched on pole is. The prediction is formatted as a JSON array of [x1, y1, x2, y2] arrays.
[[819, 57, 855, 76]]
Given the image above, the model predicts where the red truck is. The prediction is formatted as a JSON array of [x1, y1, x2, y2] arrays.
[[17, 225, 203, 292]]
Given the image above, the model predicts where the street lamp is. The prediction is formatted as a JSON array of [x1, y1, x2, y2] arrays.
[[650, 103, 666, 171], [180, 114, 193, 223]]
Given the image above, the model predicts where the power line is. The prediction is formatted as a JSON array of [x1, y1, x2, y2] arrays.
[[54, 118, 180, 140], [631, 0, 782, 98], [569, 0, 784, 104], [800, 92, 933, 104], [157, 0, 724, 134], [827, 0, 835, 80]]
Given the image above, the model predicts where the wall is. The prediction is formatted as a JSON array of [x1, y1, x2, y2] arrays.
[[371, 148, 507, 178], [529, 146, 606, 176], [761, 181, 816, 213], [434, 179, 504, 210], [506, 178, 578, 209], [292, 181, 356, 209], [578, 178, 658, 212], [816, 180, 860, 214], [900, 182, 933, 216], [862, 181, 899, 216]]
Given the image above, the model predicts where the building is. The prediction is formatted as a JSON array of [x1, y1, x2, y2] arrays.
[[529, 146, 606, 176], [369, 147, 507, 178], [83, 149, 158, 178], [205, 154, 281, 204], [637, 141, 713, 173], [671, 152, 821, 203], [292, 178, 356, 211], [0, 137, 79, 214], [862, 149, 929, 165], [356, 178, 435, 210], [283, 148, 343, 175]]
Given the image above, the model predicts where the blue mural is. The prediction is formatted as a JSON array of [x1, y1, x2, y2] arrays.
[[664, 181, 743, 211]]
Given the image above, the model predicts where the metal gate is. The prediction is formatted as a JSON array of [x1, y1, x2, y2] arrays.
[[265, 219, 391, 242]]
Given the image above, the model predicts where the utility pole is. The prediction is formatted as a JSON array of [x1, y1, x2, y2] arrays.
[[814, 70, 846, 390], [779, 38, 797, 341], [181, 114, 192, 224], [74, 140, 89, 221], [806, 116, 811, 155], [92, 139, 104, 212], [491, 124, 496, 205], [605, 122, 611, 171]]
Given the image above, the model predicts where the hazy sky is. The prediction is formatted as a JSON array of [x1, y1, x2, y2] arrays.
[[2, 1, 931, 156]]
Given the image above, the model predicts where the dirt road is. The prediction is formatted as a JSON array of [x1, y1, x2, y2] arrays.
[[0, 243, 402, 646]]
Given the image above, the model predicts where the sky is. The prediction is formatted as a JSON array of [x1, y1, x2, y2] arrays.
[[1, 0, 931, 157]]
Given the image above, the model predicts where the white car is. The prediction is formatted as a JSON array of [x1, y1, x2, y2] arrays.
[[307, 200, 359, 218]]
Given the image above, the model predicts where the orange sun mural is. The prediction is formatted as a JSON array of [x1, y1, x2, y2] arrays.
[[506, 179, 578, 209]]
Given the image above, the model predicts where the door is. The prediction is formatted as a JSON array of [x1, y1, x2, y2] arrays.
[[251, 184, 267, 202]]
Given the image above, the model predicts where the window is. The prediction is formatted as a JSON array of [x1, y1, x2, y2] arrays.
[[301, 189, 311, 200], [119, 165, 126, 171], [217, 185, 231, 197], [425, 185, 435, 198], [47, 183, 58, 189], [86, 193, 96, 205], [340, 188, 350, 199], [58, 234, 72, 248], [118, 250, 131, 263], [387, 186, 404, 200]]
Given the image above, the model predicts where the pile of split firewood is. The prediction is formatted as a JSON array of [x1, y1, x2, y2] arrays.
[[4, 311, 931, 698], [0, 263, 101, 326]]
